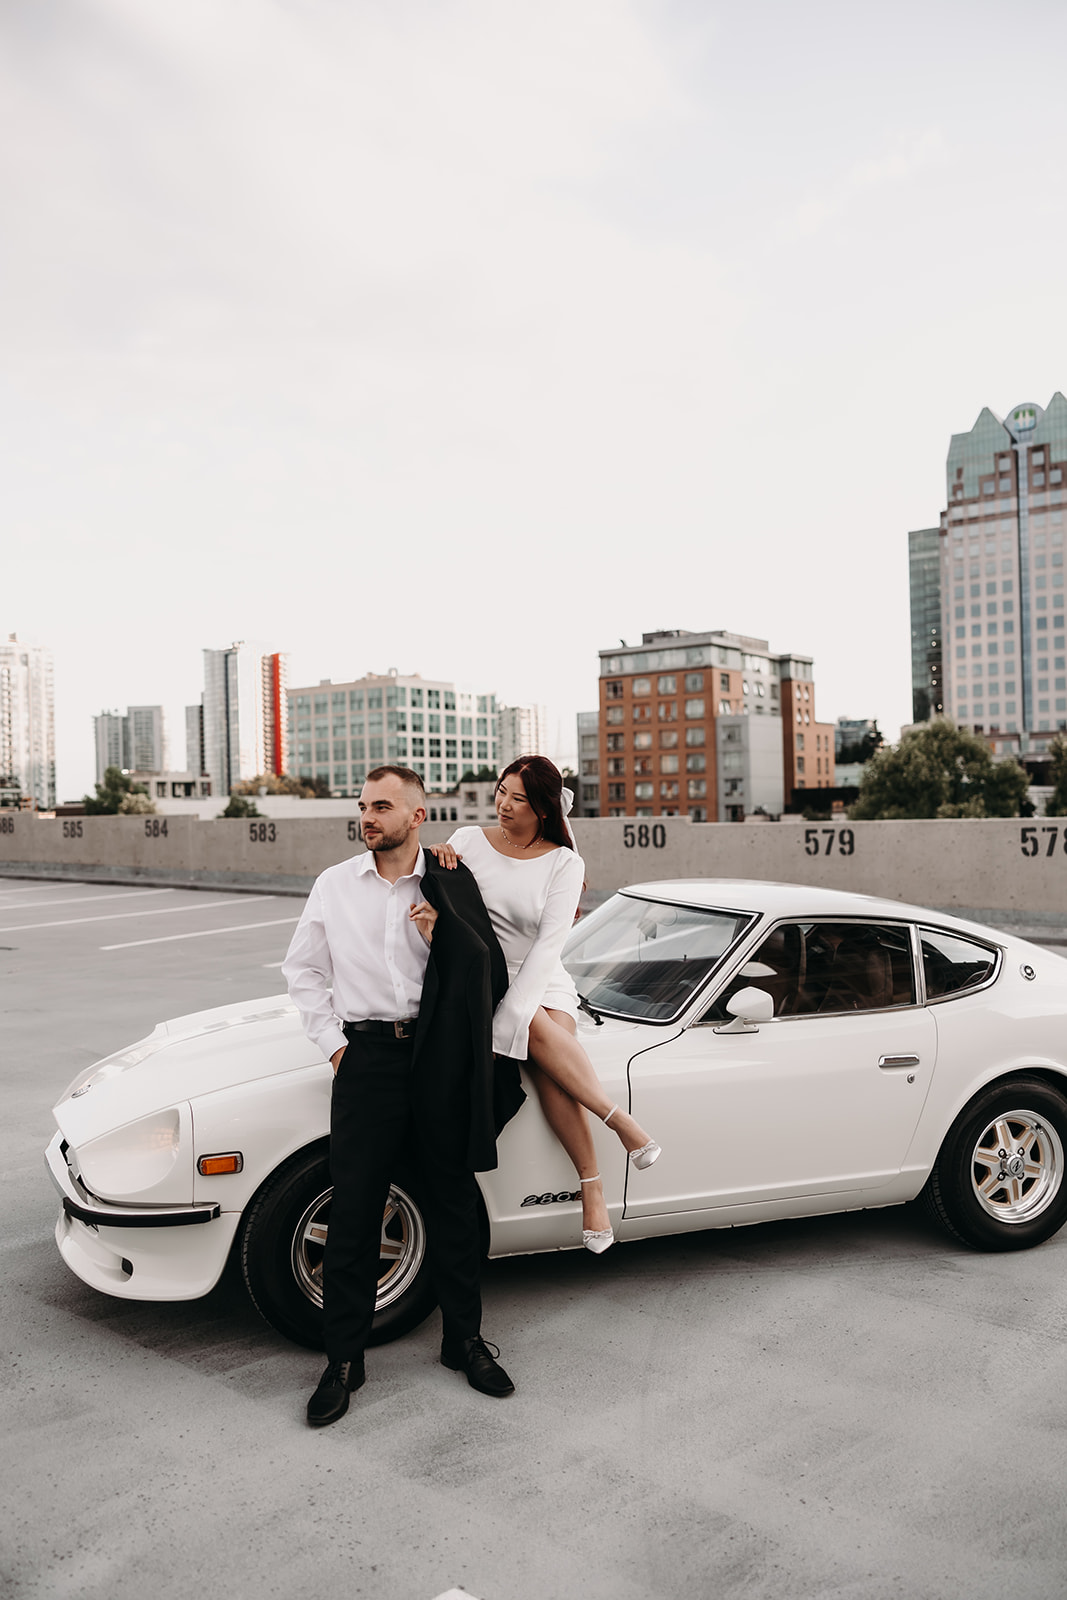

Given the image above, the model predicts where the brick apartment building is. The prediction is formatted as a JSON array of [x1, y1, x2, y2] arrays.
[[595, 629, 834, 821]]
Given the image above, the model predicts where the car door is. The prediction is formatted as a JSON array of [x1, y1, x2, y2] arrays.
[[624, 919, 937, 1219]]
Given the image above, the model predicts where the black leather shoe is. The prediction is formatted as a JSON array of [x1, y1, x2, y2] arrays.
[[306, 1358, 365, 1427], [440, 1335, 515, 1397]]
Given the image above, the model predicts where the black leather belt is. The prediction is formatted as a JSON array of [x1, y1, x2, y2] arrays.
[[343, 1018, 418, 1041]]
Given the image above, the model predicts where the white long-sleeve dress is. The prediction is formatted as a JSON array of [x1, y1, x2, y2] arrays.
[[447, 826, 583, 1060]]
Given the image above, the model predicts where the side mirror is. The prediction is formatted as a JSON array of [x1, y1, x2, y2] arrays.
[[713, 986, 775, 1034]]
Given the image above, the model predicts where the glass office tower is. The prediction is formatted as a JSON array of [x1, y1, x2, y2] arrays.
[[908, 527, 944, 723], [940, 394, 1067, 753]]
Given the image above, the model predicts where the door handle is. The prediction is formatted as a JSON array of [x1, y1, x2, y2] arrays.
[[878, 1054, 920, 1069]]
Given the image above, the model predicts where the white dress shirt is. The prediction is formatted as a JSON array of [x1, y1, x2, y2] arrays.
[[282, 848, 430, 1062]]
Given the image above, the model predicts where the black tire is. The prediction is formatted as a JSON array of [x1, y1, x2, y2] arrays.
[[238, 1145, 438, 1349], [922, 1076, 1067, 1251]]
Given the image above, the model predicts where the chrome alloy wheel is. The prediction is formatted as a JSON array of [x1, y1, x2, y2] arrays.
[[290, 1183, 428, 1310], [970, 1109, 1064, 1224]]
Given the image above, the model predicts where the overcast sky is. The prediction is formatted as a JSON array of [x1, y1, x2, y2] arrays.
[[5, 0, 1067, 799]]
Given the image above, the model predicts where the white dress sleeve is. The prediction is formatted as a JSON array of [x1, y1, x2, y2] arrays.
[[492, 848, 585, 1060]]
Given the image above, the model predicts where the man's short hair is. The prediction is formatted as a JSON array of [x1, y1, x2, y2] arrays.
[[365, 765, 426, 799]]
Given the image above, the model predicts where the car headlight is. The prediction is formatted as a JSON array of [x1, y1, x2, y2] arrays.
[[75, 1107, 183, 1198]]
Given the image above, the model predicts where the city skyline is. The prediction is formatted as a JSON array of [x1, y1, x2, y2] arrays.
[[6, 3, 1067, 800]]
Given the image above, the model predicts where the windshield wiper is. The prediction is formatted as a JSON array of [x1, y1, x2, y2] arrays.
[[577, 992, 604, 1025]]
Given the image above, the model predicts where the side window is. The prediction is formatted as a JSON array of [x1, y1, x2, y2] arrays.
[[703, 921, 915, 1022], [703, 924, 804, 1021], [920, 929, 998, 998], [794, 923, 914, 1014]]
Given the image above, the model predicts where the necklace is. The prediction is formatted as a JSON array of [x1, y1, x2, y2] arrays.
[[500, 823, 540, 850]]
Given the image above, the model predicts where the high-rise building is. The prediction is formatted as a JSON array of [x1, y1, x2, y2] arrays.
[[778, 654, 835, 807], [575, 710, 600, 816], [202, 643, 289, 797], [92, 705, 168, 783], [497, 704, 547, 770], [185, 703, 205, 777], [287, 670, 500, 795], [0, 633, 55, 809], [938, 394, 1067, 750], [127, 705, 168, 773], [93, 710, 128, 782], [597, 629, 834, 821], [908, 527, 944, 723], [262, 652, 289, 778]]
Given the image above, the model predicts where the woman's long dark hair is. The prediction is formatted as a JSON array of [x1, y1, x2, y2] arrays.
[[496, 756, 573, 850]]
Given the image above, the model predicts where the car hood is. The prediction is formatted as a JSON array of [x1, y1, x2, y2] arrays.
[[53, 991, 670, 1148], [54, 993, 318, 1145]]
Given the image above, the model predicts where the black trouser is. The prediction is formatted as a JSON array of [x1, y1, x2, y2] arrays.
[[324, 1027, 482, 1363]]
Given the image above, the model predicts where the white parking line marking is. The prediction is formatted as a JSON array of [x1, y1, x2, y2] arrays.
[[102, 917, 300, 950], [262, 960, 285, 967], [0, 888, 176, 911], [431, 1590, 482, 1600], [0, 883, 84, 895], [0, 896, 274, 934]]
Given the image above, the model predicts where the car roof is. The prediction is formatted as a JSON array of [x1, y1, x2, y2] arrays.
[[619, 879, 1003, 938]]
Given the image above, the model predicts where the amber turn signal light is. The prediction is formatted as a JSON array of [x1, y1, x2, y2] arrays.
[[197, 1153, 244, 1176]]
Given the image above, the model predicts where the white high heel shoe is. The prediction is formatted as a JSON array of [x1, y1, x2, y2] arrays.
[[580, 1175, 614, 1254], [602, 1104, 662, 1171]]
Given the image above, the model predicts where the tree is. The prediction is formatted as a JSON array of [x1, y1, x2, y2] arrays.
[[301, 775, 333, 799], [850, 721, 1030, 820], [459, 767, 499, 783], [1045, 735, 1067, 816], [118, 790, 156, 815], [83, 766, 156, 816], [219, 794, 261, 818], [231, 772, 316, 798]]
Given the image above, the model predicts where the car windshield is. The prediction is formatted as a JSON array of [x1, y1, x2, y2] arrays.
[[562, 893, 754, 1021]]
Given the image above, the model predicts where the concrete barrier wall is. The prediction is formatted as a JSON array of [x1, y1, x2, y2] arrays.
[[2, 813, 1066, 914]]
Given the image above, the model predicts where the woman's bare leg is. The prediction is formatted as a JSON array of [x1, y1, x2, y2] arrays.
[[528, 1007, 655, 1157], [525, 1060, 609, 1233]]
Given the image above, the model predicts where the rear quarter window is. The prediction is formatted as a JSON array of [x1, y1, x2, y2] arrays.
[[920, 928, 998, 999]]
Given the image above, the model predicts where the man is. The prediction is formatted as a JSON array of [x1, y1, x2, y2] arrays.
[[282, 765, 521, 1427]]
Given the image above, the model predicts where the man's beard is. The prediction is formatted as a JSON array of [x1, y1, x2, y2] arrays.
[[362, 821, 410, 852]]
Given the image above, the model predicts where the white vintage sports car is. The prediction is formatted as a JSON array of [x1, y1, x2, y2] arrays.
[[46, 880, 1067, 1349]]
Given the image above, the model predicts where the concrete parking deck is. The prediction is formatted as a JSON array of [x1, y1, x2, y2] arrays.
[[3, 879, 1067, 1600]]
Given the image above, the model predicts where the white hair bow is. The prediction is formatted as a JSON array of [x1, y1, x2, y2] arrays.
[[560, 785, 578, 849]]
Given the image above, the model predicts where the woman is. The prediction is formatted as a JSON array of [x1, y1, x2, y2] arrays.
[[429, 756, 660, 1253]]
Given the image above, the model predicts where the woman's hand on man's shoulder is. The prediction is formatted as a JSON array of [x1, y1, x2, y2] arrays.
[[427, 841, 461, 870]]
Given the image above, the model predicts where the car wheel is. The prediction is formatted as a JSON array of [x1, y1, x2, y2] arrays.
[[922, 1077, 1067, 1251], [239, 1146, 438, 1349]]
